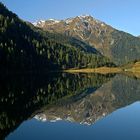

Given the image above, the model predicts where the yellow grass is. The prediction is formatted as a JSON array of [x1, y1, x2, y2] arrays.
[[65, 67, 122, 74], [64, 61, 140, 76], [124, 62, 140, 73]]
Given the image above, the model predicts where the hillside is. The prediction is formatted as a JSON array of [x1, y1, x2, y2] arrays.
[[34, 15, 140, 65], [0, 3, 114, 72]]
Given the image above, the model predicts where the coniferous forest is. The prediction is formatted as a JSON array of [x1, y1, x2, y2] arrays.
[[0, 3, 115, 73]]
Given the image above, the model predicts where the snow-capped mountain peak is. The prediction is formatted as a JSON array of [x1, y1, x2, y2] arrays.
[[32, 15, 106, 27]]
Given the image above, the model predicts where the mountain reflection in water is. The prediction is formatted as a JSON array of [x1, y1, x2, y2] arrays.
[[0, 72, 140, 139]]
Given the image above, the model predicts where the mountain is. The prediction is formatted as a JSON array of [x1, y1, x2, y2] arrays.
[[34, 15, 140, 65], [0, 3, 114, 72]]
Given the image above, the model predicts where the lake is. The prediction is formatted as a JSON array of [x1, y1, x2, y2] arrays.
[[0, 72, 140, 140]]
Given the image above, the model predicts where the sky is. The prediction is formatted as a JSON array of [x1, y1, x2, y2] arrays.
[[1, 0, 140, 36]]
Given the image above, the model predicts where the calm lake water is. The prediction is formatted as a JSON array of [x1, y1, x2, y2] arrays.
[[1, 73, 140, 140]]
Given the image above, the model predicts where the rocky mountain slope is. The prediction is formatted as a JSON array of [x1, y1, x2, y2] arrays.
[[34, 15, 140, 65]]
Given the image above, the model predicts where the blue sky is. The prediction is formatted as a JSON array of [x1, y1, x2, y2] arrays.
[[1, 0, 140, 36]]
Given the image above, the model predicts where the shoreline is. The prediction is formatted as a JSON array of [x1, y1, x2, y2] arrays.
[[64, 66, 140, 75], [64, 67, 122, 74]]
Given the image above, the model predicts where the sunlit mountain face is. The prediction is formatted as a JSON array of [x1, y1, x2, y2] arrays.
[[34, 15, 140, 65]]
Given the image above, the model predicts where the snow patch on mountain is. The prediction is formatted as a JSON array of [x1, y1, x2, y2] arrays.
[[48, 19, 60, 23], [33, 19, 60, 27], [65, 18, 74, 24], [33, 20, 46, 27], [34, 114, 47, 122], [33, 20, 44, 26], [34, 114, 62, 123], [78, 14, 91, 18], [34, 14, 105, 26]]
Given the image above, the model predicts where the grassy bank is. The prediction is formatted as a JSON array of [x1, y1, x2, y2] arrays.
[[64, 67, 122, 74], [123, 62, 140, 73], [65, 62, 140, 75]]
